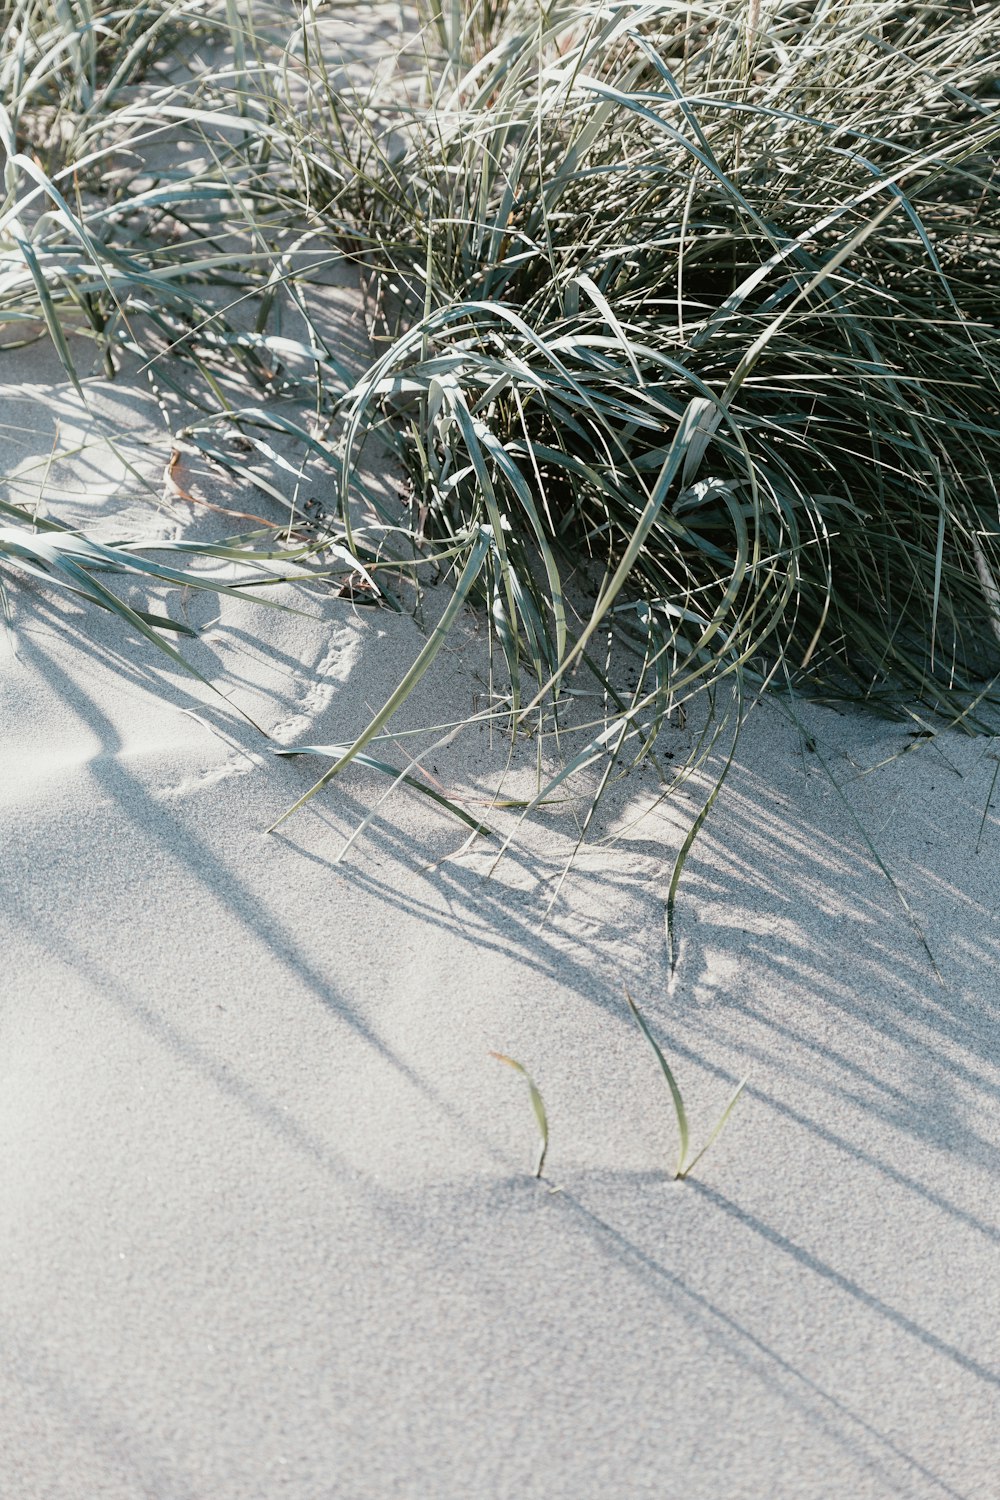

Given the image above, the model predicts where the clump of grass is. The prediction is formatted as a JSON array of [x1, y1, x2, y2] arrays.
[[0, 0, 335, 404], [290, 0, 1000, 770], [5, 0, 1000, 865], [0, 0, 376, 697]]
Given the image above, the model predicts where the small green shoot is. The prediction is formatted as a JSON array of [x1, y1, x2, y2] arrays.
[[625, 989, 747, 1181], [490, 1052, 549, 1179]]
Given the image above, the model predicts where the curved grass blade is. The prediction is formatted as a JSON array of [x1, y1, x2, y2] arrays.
[[626, 985, 748, 1180], [266, 525, 493, 832], [666, 685, 744, 975], [624, 987, 688, 1179], [490, 1052, 549, 1178], [272, 743, 497, 840]]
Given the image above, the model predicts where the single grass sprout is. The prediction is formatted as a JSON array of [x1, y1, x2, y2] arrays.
[[625, 988, 747, 1181], [491, 1051, 549, 1178]]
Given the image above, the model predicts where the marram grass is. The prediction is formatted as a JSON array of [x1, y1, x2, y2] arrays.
[[3, 0, 1000, 849], [311, 0, 1000, 750]]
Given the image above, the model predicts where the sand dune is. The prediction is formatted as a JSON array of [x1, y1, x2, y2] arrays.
[[2, 14, 999, 1497]]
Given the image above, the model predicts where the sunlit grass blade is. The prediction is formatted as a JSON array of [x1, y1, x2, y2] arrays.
[[490, 1051, 549, 1178], [624, 987, 689, 1178], [272, 742, 497, 839], [0, 502, 325, 727], [625, 987, 747, 1181], [682, 1075, 749, 1182], [266, 524, 494, 831]]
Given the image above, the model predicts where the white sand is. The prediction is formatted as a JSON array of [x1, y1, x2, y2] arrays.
[[2, 16, 999, 1499]]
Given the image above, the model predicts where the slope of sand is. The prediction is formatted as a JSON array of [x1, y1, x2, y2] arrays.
[[2, 20, 999, 1500]]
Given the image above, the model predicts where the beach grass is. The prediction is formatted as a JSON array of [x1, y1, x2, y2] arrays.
[[626, 987, 746, 1180], [311, 0, 1000, 728], [3, 0, 1000, 836], [491, 1050, 550, 1178]]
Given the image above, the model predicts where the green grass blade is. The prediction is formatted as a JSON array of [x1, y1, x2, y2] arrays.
[[266, 526, 494, 832], [490, 1052, 549, 1178], [624, 988, 689, 1179], [272, 743, 497, 839], [680, 1076, 748, 1181]]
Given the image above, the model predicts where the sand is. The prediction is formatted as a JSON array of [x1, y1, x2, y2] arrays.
[[2, 11, 999, 1499]]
